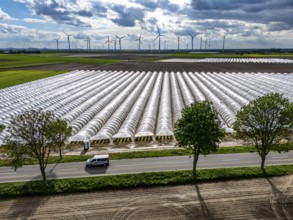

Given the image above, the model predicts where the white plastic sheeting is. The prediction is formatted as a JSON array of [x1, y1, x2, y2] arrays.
[[113, 72, 157, 141], [156, 72, 173, 137], [1, 70, 293, 144], [159, 58, 293, 64], [135, 72, 164, 139]]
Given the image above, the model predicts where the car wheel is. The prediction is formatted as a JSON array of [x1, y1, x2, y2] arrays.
[[88, 164, 92, 168]]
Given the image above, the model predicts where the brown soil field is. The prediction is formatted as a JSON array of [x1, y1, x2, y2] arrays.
[[1, 175, 292, 219], [15, 60, 293, 73]]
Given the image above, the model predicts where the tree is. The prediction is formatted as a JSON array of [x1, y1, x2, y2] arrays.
[[3, 109, 72, 185], [233, 93, 293, 173], [175, 101, 225, 177], [0, 124, 5, 133]]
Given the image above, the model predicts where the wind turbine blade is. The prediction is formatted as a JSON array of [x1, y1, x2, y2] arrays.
[[154, 35, 159, 41]]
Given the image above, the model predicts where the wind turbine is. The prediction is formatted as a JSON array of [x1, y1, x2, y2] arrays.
[[105, 36, 111, 51], [84, 39, 89, 50], [222, 35, 226, 51], [200, 36, 202, 50], [63, 31, 73, 50], [154, 27, 164, 53], [87, 37, 91, 51], [111, 38, 117, 51], [176, 36, 180, 51], [187, 32, 196, 51], [115, 35, 125, 52], [136, 35, 143, 51], [55, 37, 59, 50]]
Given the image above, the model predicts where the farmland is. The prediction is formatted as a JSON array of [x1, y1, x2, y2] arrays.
[[0, 53, 293, 147], [1, 67, 292, 146]]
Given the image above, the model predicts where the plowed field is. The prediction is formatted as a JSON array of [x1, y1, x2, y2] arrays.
[[13, 60, 293, 73], [1, 175, 292, 219]]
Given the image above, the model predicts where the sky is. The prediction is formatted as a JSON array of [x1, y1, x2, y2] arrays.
[[0, 0, 292, 50]]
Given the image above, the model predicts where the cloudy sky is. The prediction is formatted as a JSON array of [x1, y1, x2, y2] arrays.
[[0, 0, 292, 50]]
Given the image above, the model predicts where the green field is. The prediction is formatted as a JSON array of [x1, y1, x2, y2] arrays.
[[0, 53, 121, 69], [0, 70, 67, 89], [0, 53, 122, 88]]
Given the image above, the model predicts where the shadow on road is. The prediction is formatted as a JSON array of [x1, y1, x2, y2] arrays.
[[84, 165, 109, 175]]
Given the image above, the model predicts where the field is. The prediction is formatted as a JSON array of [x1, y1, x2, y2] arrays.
[[0, 175, 292, 219], [1, 53, 293, 146], [1, 69, 292, 144], [0, 70, 66, 89], [0, 53, 121, 69], [0, 53, 121, 88]]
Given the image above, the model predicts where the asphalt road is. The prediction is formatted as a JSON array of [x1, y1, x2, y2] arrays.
[[0, 151, 292, 183]]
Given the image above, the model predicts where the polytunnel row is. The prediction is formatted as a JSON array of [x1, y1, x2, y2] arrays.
[[192, 58, 293, 64], [1, 70, 293, 145]]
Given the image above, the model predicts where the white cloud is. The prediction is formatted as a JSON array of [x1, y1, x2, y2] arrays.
[[23, 18, 47, 23], [1, 0, 292, 49], [0, 8, 11, 20]]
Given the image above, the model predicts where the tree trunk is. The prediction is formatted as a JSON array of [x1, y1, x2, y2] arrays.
[[193, 148, 200, 179], [59, 146, 63, 160], [260, 155, 266, 174], [193, 157, 197, 178], [40, 165, 47, 186]]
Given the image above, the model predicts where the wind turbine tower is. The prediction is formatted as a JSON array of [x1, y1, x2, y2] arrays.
[[154, 27, 164, 53], [177, 36, 180, 51], [88, 37, 91, 51], [63, 32, 73, 50], [55, 37, 59, 50], [136, 35, 143, 51], [200, 37, 202, 50], [105, 36, 111, 51], [223, 35, 226, 51], [115, 35, 125, 52], [187, 32, 196, 51], [111, 38, 117, 51]]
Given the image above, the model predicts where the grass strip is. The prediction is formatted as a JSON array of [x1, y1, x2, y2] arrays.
[[1, 144, 292, 167], [0, 70, 66, 89], [0, 165, 292, 199], [0, 54, 121, 69]]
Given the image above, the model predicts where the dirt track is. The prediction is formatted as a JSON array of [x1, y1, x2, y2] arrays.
[[1, 175, 292, 219]]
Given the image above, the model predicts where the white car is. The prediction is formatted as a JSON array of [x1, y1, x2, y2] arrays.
[[86, 154, 109, 167]]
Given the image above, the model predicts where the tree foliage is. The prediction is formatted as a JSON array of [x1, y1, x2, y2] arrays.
[[233, 93, 293, 173], [175, 101, 225, 177], [0, 124, 5, 133], [3, 109, 72, 185]]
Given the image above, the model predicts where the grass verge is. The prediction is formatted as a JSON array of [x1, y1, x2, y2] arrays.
[[0, 70, 66, 89], [0, 165, 292, 199], [0, 54, 121, 69], [1, 144, 292, 167]]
